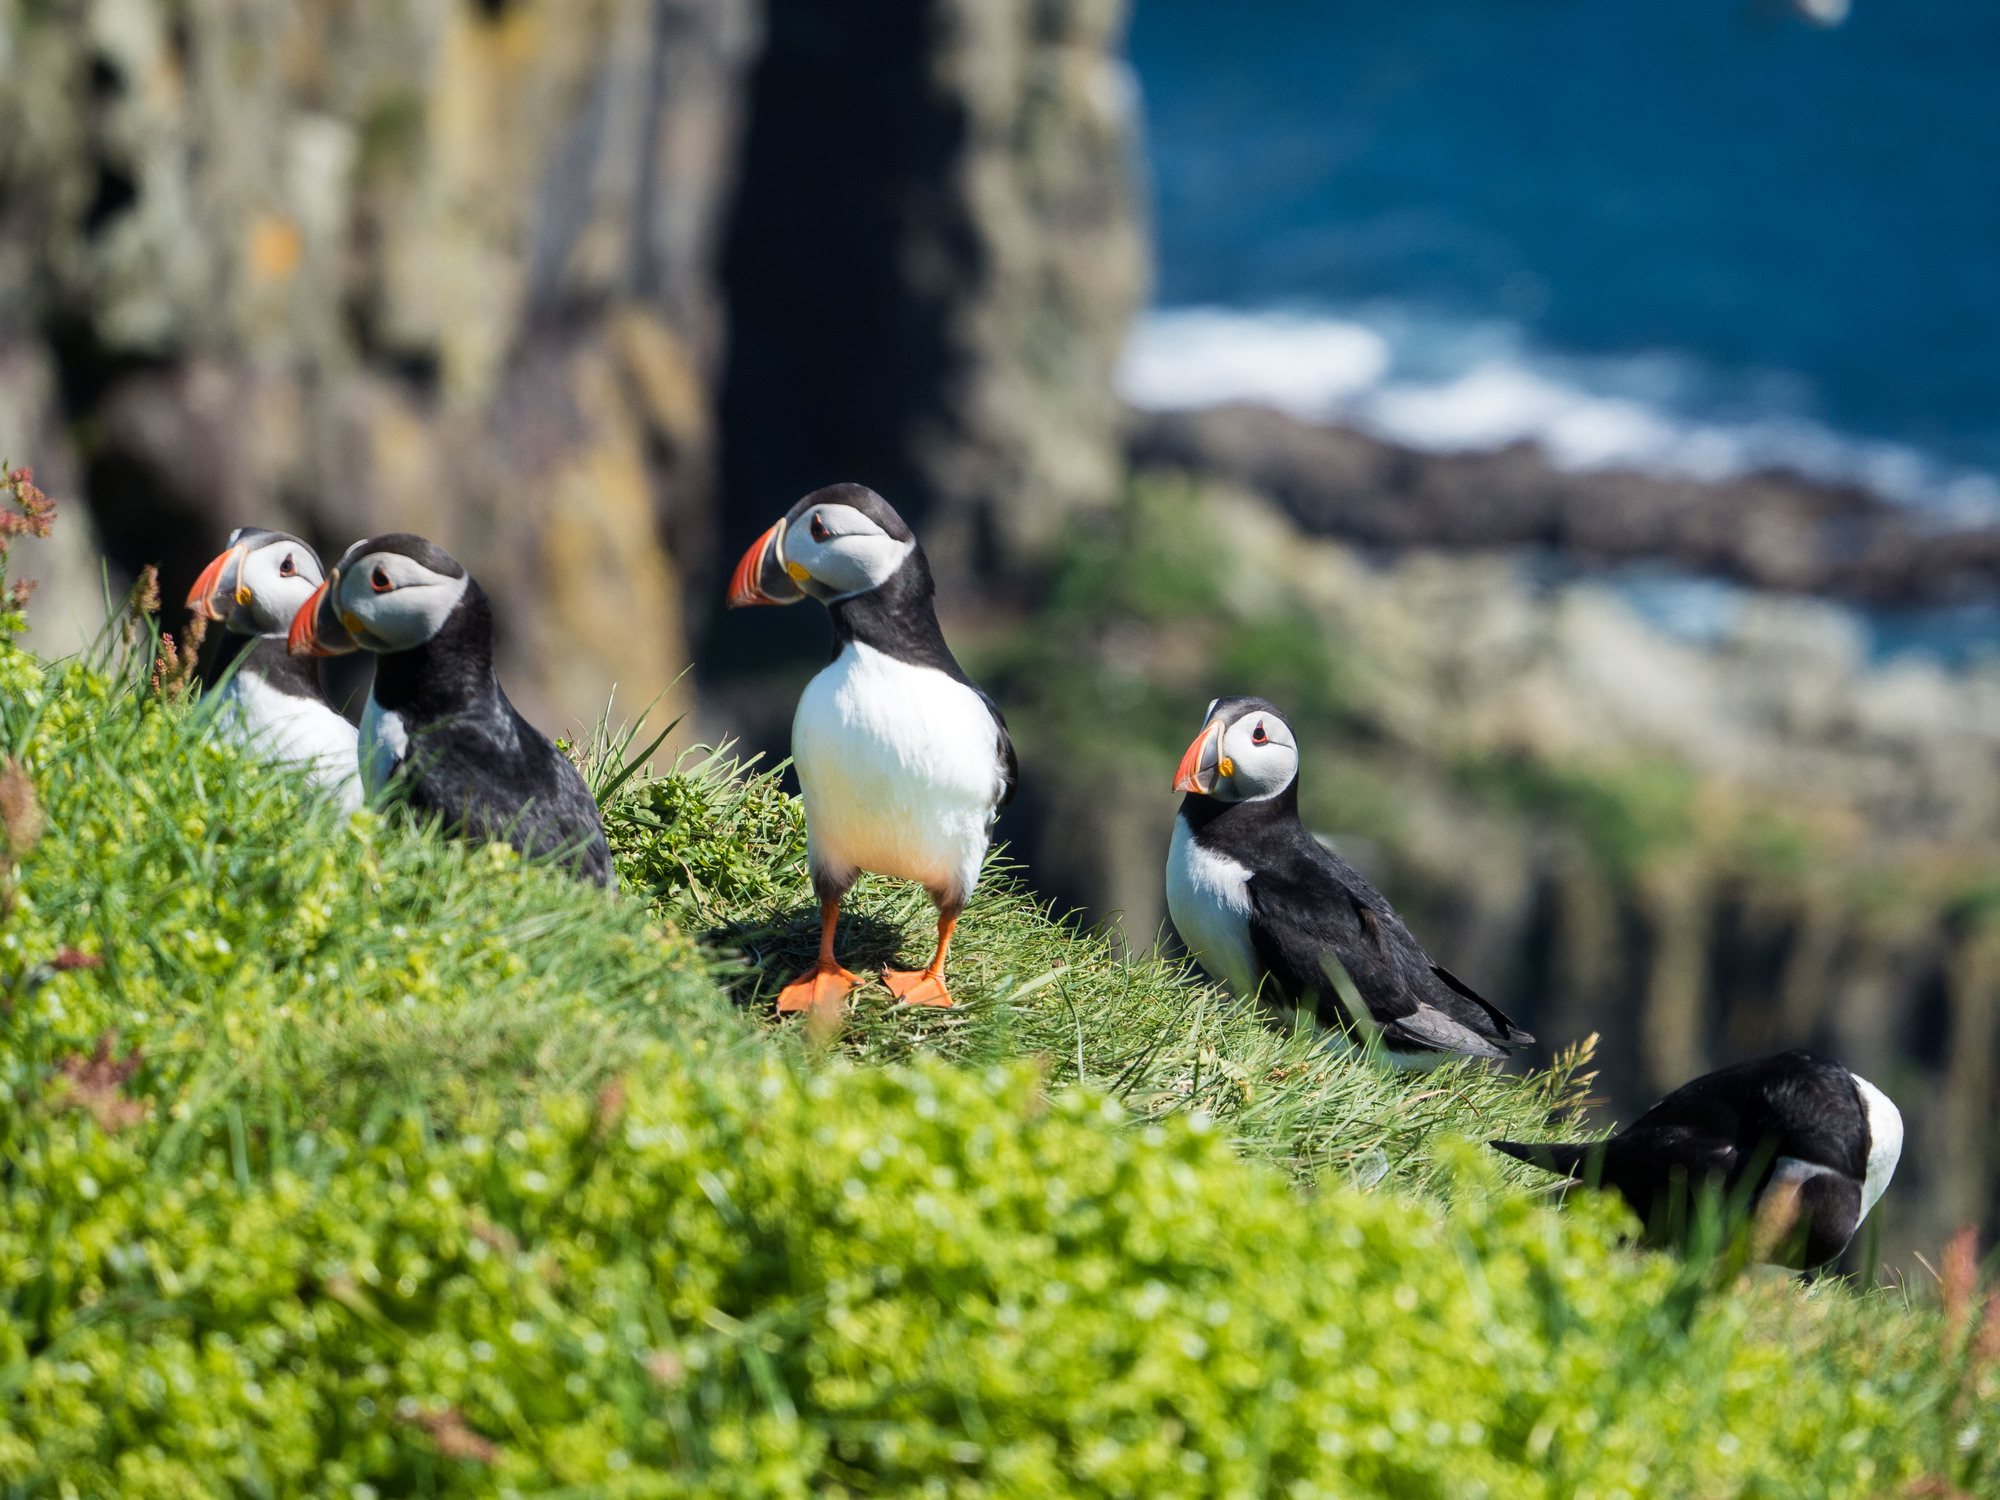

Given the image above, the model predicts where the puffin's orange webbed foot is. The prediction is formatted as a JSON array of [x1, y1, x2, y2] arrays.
[[776, 962, 860, 1015], [882, 968, 954, 1008]]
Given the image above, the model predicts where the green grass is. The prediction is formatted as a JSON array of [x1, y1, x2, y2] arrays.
[[606, 757, 1590, 1199], [0, 601, 1995, 1492]]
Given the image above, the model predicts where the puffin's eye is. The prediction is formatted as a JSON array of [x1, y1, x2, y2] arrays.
[[1251, 722, 1269, 745], [370, 565, 393, 593], [278, 553, 296, 578], [810, 512, 831, 543]]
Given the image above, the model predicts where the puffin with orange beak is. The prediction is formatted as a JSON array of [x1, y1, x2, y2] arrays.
[[288, 533, 611, 884], [186, 528, 361, 810], [1166, 696, 1531, 1064], [728, 483, 1016, 1013]]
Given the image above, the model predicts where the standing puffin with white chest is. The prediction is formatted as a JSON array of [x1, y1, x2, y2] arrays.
[[1492, 1051, 1903, 1268], [287, 533, 611, 885], [1166, 696, 1532, 1064], [186, 528, 361, 811], [727, 483, 1015, 1013]]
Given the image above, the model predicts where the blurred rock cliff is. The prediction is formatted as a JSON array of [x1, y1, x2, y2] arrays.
[[0, 0, 1143, 723]]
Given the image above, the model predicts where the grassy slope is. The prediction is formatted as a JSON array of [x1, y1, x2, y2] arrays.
[[608, 753, 1591, 1200], [0, 626, 1993, 1495]]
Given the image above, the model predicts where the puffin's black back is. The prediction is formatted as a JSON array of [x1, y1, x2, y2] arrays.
[[370, 580, 612, 885], [1183, 780, 1530, 1055], [1622, 1051, 1868, 1180], [1492, 1051, 1871, 1266]]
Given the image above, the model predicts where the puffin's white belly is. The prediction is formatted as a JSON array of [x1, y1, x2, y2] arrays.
[[357, 692, 410, 799], [219, 672, 362, 811], [792, 642, 1003, 902], [1165, 815, 1259, 997]]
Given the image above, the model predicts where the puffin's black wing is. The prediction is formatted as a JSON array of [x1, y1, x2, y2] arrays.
[[396, 708, 612, 886], [1490, 1126, 1742, 1246], [973, 686, 1018, 815], [1493, 1123, 1858, 1265], [1495, 1063, 1758, 1222], [1491, 1138, 1601, 1179], [1584, 1053, 1861, 1218], [1494, 1126, 1739, 1196], [504, 726, 614, 885], [1627, 1050, 1867, 1179], [1246, 833, 1530, 1058], [1494, 1053, 1876, 1265]]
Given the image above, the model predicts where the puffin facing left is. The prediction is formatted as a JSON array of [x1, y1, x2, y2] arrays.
[[728, 483, 1016, 1013], [288, 533, 612, 885], [186, 528, 361, 811], [1167, 697, 1533, 1064]]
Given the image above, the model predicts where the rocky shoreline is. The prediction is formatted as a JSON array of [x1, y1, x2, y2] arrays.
[[1131, 402, 2000, 608]]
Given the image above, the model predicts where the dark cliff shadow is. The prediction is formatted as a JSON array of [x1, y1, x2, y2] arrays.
[[703, 0, 973, 702]]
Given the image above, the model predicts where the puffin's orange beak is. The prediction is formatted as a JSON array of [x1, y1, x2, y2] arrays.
[[1173, 719, 1228, 795], [185, 543, 246, 621], [287, 575, 356, 657], [726, 520, 806, 608]]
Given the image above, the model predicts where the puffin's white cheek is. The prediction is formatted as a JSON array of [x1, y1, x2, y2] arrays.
[[815, 551, 869, 595], [819, 536, 910, 595], [1270, 747, 1299, 785], [1219, 723, 1258, 777], [345, 575, 468, 648], [368, 597, 438, 647], [1223, 737, 1297, 801], [277, 581, 319, 624]]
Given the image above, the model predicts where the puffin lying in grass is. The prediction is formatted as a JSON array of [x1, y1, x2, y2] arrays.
[[1166, 696, 1532, 1065], [728, 483, 1016, 1014], [1493, 1050, 1903, 1268], [186, 528, 361, 811], [288, 533, 611, 885]]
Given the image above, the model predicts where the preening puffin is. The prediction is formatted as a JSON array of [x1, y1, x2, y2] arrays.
[[727, 482, 1016, 1013], [1166, 696, 1532, 1064], [1492, 1050, 1903, 1268], [287, 533, 612, 885], [186, 528, 361, 811]]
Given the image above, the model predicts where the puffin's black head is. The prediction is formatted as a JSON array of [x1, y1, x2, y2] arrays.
[[1173, 696, 1301, 803], [186, 527, 328, 638], [289, 533, 471, 658], [726, 483, 918, 610]]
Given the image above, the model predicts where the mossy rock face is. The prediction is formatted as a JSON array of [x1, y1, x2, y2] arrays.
[[0, 605, 1989, 1492], [1455, 752, 1701, 879]]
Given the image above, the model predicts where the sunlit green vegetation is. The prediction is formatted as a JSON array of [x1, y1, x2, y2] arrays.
[[0, 486, 1993, 1495]]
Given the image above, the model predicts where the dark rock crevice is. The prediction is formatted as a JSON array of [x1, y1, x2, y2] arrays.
[[716, 0, 974, 550], [707, 0, 1144, 707]]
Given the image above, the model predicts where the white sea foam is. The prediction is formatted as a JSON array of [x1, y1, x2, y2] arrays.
[[1119, 306, 2000, 520], [1117, 309, 1390, 417]]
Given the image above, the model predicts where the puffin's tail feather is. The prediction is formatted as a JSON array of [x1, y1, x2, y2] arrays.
[[1489, 1139, 1595, 1180], [1428, 964, 1534, 1048]]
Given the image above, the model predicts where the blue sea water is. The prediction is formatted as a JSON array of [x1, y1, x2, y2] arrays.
[[1125, 0, 2000, 515]]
